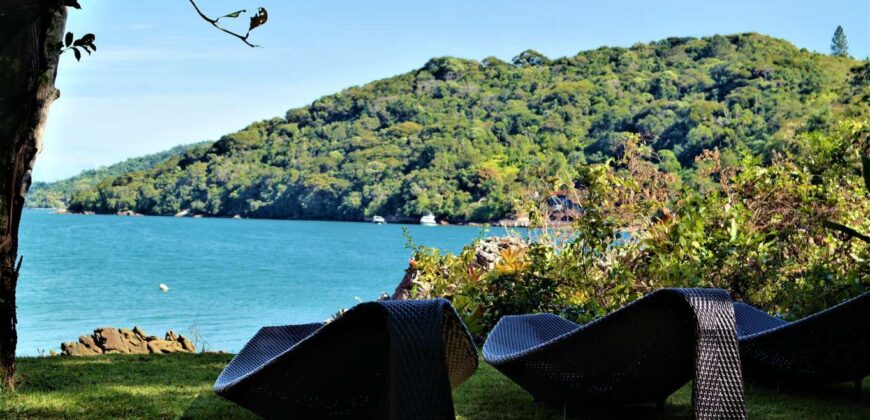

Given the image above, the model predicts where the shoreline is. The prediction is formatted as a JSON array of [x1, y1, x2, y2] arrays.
[[32, 207, 533, 228]]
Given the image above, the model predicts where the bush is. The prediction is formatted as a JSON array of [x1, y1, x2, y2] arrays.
[[405, 124, 869, 334]]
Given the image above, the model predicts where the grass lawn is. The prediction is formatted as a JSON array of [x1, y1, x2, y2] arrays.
[[1, 354, 867, 419]]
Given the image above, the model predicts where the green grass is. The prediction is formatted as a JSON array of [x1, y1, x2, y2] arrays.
[[455, 359, 869, 419], [1, 354, 867, 419]]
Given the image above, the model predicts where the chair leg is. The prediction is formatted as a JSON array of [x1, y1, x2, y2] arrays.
[[855, 378, 863, 395]]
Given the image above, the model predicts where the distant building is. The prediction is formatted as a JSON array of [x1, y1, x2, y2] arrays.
[[547, 192, 583, 222], [499, 212, 530, 227]]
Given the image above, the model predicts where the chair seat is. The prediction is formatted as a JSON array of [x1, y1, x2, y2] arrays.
[[214, 298, 478, 419], [734, 292, 870, 386], [483, 288, 747, 419]]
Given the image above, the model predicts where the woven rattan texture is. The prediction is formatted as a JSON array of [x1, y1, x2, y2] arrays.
[[214, 298, 478, 419], [682, 289, 747, 419], [734, 292, 869, 386], [483, 288, 747, 419], [732, 303, 788, 337]]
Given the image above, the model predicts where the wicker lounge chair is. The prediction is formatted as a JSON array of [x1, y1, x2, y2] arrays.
[[214, 298, 478, 419], [733, 291, 870, 388], [483, 288, 747, 418]]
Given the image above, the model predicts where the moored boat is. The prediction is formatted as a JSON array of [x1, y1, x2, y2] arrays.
[[420, 213, 437, 226]]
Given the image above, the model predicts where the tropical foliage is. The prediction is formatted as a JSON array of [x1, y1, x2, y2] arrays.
[[26, 142, 208, 209], [406, 122, 869, 336], [67, 33, 868, 222]]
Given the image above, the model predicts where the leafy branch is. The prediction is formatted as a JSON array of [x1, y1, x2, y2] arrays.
[[824, 155, 870, 243], [823, 220, 870, 243], [187, 0, 269, 48], [49, 2, 96, 62], [58, 32, 96, 62]]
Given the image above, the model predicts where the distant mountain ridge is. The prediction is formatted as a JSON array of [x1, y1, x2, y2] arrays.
[[65, 33, 868, 222], [26, 142, 210, 208]]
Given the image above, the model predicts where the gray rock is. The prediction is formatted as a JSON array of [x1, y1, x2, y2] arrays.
[[78, 335, 101, 352], [132, 326, 148, 339], [61, 326, 200, 356], [178, 335, 196, 352], [147, 340, 182, 354], [95, 327, 129, 353]]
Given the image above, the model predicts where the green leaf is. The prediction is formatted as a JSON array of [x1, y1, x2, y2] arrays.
[[862, 155, 869, 192], [71, 34, 96, 56], [249, 7, 268, 31], [72, 47, 81, 61], [729, 218, 738, 242], [64, 0, 82, 9], [74, 35, 95, 48], [221, 9, 246, 19], [65, 32, 73, 47]]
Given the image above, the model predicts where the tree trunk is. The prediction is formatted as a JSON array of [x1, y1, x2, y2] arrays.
[[0, 1, 66, 390]]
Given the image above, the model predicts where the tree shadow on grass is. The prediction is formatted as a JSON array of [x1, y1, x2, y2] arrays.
[[456, 361, 868, 420], [4, 355, 867, 419], [741, 378, 870, 419], [4, 354, 249, 418], [454, 361, 685, 420], [14, 353, 233, 390], [180, 392, 258, 419]]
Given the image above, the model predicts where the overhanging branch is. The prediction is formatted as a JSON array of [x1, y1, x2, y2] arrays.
[[187, 0, 263, 48]]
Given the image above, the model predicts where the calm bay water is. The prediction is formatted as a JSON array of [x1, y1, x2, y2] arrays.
[[17, 209, 504, 356]]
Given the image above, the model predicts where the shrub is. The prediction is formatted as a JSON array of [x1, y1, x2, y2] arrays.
[[405, 124, 869, 334]]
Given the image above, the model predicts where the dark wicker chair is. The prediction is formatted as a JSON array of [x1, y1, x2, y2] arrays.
[[214, 298, 478, 419], [733, 291, 870, 389], [482, 288, 747, 419]]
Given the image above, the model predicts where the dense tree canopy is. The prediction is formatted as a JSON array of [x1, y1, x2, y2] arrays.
[[63, 33, 869, 222], [409, 120, 869, 335], [27, 142, 208, 208]]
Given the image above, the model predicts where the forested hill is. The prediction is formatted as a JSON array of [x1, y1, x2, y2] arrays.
[[27, 142, 209, 208], [68, 33, 869, 222]]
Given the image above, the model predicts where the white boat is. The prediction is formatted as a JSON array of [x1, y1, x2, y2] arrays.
[[420, 213, 437, 226], [372, 215, 386, 224]]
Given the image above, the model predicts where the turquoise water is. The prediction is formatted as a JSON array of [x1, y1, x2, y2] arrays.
[[17, 209, 504, 356]]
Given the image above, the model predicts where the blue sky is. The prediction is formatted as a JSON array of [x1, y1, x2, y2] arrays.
[[36, 0, 870, 182]]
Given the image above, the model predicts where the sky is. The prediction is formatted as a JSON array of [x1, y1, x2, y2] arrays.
[[36, 0, 870, 182]]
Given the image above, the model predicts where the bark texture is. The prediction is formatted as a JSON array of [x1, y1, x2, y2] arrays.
[[0, 1, 66, 389]]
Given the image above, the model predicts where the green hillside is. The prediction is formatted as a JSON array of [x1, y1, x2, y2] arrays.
[[27, 142, 209, 209], [68, 33, 869, 221]]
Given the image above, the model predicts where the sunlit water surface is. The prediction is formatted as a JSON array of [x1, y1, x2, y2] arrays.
[[17, 209, 505, 355]]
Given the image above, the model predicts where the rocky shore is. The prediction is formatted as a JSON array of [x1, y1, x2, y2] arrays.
[[60, 326, 196, 356], [56, 207, 532, 226]]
